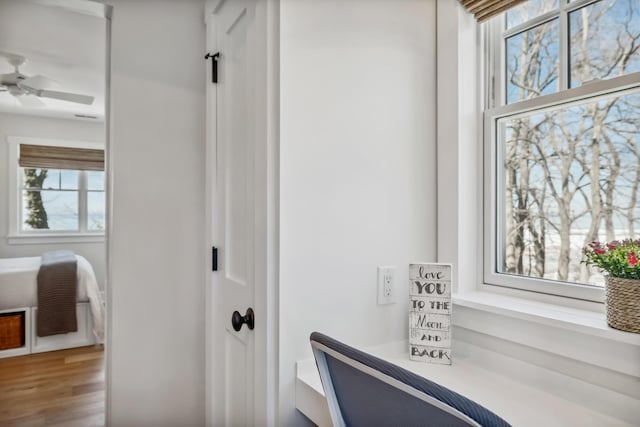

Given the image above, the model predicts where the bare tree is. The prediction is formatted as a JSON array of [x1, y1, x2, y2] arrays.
[[24, 169, 49, 229], [502, 0, 640, 285]]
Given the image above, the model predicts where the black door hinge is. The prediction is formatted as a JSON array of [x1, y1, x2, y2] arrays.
[[204, 52, 220, 84], [212, 246, 218, 271]]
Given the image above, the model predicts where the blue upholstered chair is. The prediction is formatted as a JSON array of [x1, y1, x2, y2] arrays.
[[310, 332, 511, 427]]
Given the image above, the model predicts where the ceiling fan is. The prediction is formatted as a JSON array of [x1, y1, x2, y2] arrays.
[[0, 52, 94, 107]]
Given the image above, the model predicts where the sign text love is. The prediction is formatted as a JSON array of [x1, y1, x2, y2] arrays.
[[409, 263, 452, 365]]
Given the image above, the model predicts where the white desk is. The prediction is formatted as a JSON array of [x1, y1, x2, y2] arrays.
[[296, 339, 640, 427]]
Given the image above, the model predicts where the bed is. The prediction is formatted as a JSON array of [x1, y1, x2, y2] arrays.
[[0, 255, 105, 350]]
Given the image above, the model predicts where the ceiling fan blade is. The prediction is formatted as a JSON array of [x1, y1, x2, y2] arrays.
[[37, 89, 94, 105], [15, 94, 45, 108], [0, 51, 26, 68], [20, 74, 57, 90], [0, 46, 73, 69]]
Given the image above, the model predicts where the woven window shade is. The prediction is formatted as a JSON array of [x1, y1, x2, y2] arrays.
[[19, 144, 104, 171], [459, 0, 527, 22]]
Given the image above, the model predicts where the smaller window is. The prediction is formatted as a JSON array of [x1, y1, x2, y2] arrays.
[[505, 17, 560, 103], [8, 139, 105, 236], [568, 0, 640, 88]]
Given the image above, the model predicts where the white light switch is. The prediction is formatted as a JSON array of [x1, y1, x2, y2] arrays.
[[377, 266, 396, 305]]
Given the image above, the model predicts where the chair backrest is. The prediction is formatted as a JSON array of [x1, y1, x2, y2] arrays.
[[310, 332, 512, 427]]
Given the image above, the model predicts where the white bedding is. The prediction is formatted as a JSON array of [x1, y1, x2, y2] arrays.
[[0, 255, 105, 343]]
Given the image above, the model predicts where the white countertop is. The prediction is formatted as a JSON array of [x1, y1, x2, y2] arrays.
[[296, 339, 640, 427]]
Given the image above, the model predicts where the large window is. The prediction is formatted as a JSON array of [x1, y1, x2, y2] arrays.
[[8, 138, 105, 238], [484, 0, 640, 300]]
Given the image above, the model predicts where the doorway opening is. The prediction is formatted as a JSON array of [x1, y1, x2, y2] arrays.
[[0, 1, 111, 424]]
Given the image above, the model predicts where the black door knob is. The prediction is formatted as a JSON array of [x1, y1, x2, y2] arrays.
[[231, 308, 255, 331]]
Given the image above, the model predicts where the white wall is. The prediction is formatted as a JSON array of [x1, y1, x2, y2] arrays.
[[279, 0, 437, 425], [106, 0, 206, 425], [0, 112, 106, 288]]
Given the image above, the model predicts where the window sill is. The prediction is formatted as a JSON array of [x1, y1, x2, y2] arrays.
[[452, 290, 640, 379], [7, 234, 105, 245], [453, 290, 640, 346]]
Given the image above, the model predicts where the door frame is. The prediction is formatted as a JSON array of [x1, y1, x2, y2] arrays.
[[204, 0, 280, 425], [45, 1, 116, 425], [100, 2, 113, 426]]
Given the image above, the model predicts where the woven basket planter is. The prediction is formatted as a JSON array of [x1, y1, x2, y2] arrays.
[[605, 276, 640, 333]]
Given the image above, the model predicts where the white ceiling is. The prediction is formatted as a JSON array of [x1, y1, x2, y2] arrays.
[[0, 0, 106, 121]]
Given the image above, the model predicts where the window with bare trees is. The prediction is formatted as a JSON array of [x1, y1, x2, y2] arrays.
[[484, 0, 640, 300], [6, 138, 105, 240]]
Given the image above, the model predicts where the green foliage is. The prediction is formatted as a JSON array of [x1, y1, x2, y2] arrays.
[[23, 169, 49, 229], [582, 240, 640, 280]]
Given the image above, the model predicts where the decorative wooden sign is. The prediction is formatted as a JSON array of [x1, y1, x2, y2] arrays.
[[409, 263, 452, 365]]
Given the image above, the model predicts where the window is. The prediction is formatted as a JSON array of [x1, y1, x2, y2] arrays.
[[8, 138, 105, 239], [484, 0, 640, 300]]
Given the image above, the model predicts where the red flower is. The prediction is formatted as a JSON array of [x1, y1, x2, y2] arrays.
[[607, 240, 621, 250], [594, 248, 606, 255], [628, 252, 638, 266]]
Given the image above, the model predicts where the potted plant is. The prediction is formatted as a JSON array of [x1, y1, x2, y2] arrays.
[[583, 240, 640, 333]]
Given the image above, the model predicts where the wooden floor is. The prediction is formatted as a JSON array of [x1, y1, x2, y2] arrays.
[[0, 346, 104, 427]]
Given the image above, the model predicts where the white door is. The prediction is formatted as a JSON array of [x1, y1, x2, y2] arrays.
[[206, 0, 272, 426]]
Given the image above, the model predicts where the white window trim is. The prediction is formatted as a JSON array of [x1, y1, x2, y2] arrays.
[[6, 136, 105, 244], [482, 1, 640, 303], [7, 234, 105, 245]]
